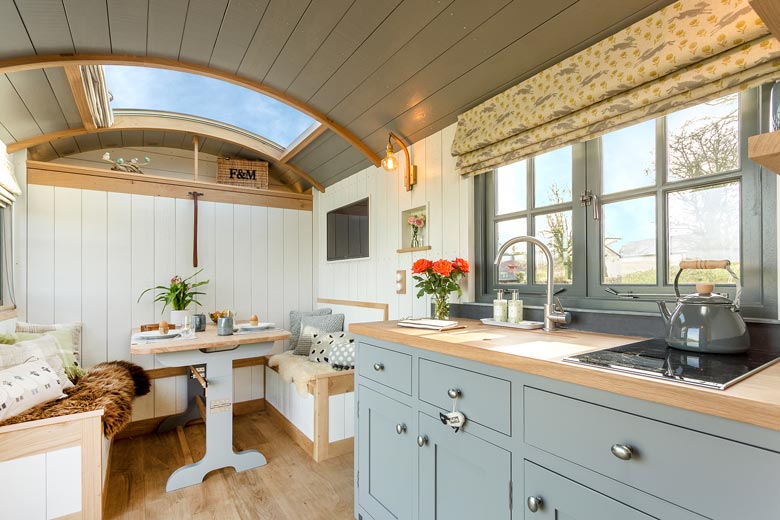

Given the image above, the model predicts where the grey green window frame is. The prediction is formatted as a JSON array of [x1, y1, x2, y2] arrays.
[[476, 86, 777, 319]]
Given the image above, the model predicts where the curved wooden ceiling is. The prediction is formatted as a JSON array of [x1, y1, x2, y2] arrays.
[[0, 0, 674, 187]]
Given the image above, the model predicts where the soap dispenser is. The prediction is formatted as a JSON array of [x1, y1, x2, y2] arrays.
[[493, 289, 508, 322], [508, 290, 523, 324]]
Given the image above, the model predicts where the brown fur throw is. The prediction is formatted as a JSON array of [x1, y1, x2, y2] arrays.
[[0, 360, 150, 436]]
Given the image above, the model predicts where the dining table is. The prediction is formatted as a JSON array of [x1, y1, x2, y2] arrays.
[[130, 324, 290, 491]]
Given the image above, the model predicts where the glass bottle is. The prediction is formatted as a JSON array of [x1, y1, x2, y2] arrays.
[[493, 289, 508, 322], [508, 290, 524, 324]]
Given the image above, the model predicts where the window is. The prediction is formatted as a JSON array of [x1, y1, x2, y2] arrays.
[[327, 198, 369, 261], [477, 88, 776, 318]]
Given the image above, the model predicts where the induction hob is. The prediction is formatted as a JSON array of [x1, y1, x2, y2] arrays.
[[563, 339, 780, 390]]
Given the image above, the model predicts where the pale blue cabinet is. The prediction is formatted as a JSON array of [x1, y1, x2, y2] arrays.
[[357, 386, 414, 520], [417, 412, 512, 520]]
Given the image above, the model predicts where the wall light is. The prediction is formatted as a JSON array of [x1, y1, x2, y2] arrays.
[[381, 132, 417, 191]]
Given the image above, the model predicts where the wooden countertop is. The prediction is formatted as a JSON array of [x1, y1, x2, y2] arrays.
[[130, 325, 290, 355], [349, 319, 780, 431]]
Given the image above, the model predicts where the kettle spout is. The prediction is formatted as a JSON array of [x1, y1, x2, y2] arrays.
[[657, 301, 672, 325]]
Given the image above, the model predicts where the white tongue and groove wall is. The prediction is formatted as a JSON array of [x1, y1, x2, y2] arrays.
[[10, 149, 314, 421], [314, 123, 475, 318]]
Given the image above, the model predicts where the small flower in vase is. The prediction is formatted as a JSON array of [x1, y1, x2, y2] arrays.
[[411, 257, 470, 320], [408, 213, 426, 248]]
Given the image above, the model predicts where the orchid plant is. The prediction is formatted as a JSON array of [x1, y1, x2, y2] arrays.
[[138, 269, 209, 313]]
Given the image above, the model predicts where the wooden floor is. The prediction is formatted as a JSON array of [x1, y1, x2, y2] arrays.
[[105, 411, 355, 519]]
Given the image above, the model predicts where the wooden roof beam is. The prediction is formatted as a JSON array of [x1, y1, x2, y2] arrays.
[[63, 65, 96, 131]]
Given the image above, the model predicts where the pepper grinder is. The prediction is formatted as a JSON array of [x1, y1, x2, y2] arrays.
[[493, 289, 508, 322]]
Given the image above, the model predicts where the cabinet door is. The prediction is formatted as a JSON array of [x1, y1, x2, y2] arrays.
[[358, 386, 414, 520], [523, 461, 654, 520], [418, 413, 512, 520]]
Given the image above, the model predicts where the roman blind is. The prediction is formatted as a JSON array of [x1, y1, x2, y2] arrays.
[[451, 0, 780, 175]]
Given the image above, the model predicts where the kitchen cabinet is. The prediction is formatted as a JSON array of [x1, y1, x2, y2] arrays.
[[357, 386, 414, 520], [418, 412, 511, 520]]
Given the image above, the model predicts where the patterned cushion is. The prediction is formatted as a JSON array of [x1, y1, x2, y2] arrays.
[[289, 309, 332, 349], [292, 314, 344, 355], [0, 359, 64, 421], [295, 325, 320, 357], [308, 332, 351, 363], [14, 330, 84, 381], [329, 338, 355, 370], [0, 336, 73, 389], [16, 321, 82, 362]]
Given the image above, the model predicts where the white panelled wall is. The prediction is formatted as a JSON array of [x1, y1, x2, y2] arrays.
[[314, 123, 474, 318], [11, 151, 314, 420]]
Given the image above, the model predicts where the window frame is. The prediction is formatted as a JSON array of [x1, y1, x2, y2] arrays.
[[476, 86, 777, 319]]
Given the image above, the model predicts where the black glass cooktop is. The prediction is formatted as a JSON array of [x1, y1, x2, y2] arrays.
[[563, 339, 780, 390]]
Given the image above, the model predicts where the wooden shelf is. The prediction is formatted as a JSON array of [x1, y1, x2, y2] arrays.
[[748, 131, 780, 174], [396, 245, 432, 254]]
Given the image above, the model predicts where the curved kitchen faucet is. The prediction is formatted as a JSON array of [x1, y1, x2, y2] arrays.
[[494, 235, 571, 332]]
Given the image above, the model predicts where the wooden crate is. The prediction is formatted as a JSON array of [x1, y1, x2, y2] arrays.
[[217, 158, 269, 189]]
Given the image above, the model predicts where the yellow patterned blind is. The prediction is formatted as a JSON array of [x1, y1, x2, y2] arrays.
[[451, 0, 780, 175]]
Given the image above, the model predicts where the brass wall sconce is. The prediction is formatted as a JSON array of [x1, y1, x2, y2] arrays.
[[381, 132, 417, 191]]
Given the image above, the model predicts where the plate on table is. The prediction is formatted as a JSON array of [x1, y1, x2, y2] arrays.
[[135, 330, 181, 341], [234, 323, 275, 333]]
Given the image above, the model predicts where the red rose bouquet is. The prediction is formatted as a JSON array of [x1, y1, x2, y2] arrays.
[[411, 257, 470, 320]]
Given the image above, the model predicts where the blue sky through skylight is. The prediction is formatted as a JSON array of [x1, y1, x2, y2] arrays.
[[104, 66, 316, 148]]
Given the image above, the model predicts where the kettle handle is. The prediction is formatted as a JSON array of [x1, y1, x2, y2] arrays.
[[673, 260, 741, 309]]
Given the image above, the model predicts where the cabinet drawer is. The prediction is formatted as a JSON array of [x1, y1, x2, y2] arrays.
[[524, 387, 780, 520], [357, 343, 412, 395], [419, 358, 511, 435]]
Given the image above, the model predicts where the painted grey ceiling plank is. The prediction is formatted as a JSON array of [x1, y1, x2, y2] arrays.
[[74, 133, 101, 152], [147, 0, 189, 58], [307, 145, 366, 182], [50, 137, 80, 157], [0, 0, 34, 58], [219, 142, 242, 157], [162, 131, 186, 149], [142, 130, 165, 147], [290, 133, 350, 172], [15, 0, 75, 54], [285, 128, 339, 163], [107, 0, 149, 55], [179, 0, 229, 66], [236, 0, 310, 81], [98, 132, 123, 149], [43, 68, 82, 129], [321, 157, 370, 186], [284, 0, 401, 101], [305, 0, 451, 112], [262, 0, 354, 91], [7, 69, 69, 134], [0, 121, 15, 144], [121, 130, 145, 148], [0, 74, 41, 141], [199, 137, 223, 156], [63, 0, 111, 53], [327, 0, 515, 127], [209, 0, 269, 73]]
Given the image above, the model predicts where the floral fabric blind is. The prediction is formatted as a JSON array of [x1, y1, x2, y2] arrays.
[[451, 0, 780, 176]]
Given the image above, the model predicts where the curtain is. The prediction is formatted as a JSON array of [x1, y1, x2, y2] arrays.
[[451, 0, 780, 175]]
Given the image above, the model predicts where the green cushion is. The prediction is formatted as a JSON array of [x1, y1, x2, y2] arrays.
[[13, 330, 84, 381]]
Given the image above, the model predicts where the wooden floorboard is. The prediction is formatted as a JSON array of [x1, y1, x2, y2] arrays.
[[104, 411, 354, 519]]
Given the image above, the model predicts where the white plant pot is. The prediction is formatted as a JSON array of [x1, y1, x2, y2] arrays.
[[169, 310, 190, 327]]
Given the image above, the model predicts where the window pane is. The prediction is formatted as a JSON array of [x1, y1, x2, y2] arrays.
[[667, 182, 741, 284], [602, 120, 655, 194], [534, 211, 573, 284], [496, 160, 527, 215], [534, 147, 572, 207], [602, 196, 657, 284], [667, 93, 740, 181], [496, 218, 527, 284]]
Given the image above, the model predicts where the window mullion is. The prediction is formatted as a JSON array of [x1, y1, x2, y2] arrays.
[[656, 116, 667, 286]]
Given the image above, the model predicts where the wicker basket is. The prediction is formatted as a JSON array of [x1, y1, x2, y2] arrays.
[[217, 158, 269, 189]]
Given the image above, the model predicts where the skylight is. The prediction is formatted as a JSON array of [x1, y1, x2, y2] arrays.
[[104, 66, 316, 148]]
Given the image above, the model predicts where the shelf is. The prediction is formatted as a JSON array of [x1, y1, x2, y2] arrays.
[[396, 245, 432, 254], [748, 131, 780, 174]]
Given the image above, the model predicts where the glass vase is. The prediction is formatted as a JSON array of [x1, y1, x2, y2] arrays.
[[433, 293, 450, 320], [411, 226, 421, 248]]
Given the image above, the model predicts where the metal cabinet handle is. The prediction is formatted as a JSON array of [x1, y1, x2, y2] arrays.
[[396, 423, 407, 435], [527, 496, 543, 513], [417, 434, 428, 447], [373, 363, 384, 372], [447, 388, 461, 399], [611, 443, 634, 460]]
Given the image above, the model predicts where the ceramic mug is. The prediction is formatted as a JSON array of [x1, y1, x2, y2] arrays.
[[192, 313, 207, 332], [217, 316, 234, 336]]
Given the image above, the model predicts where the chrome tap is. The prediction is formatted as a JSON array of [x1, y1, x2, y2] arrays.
[[493, 235, 571, 332]]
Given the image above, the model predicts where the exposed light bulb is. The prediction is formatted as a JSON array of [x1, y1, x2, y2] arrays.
[[382, 141, 398, 172]]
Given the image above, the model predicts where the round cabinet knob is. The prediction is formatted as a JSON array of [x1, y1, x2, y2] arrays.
[[373, 363, 384, 372], [395, 423, 407, 435], [527, 496, 543, 513], [417, 434, 428, 447], [447, 388, 461, 399], [611, 443, 634, 461]]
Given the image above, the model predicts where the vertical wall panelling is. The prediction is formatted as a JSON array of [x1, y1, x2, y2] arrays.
[[214, 203, 235, 312], [196, 200, 217, 314], [106, 193, 132, 363], [267, 208, 285, 344], [26, 184, 55, 323], [80, 190, 108, 368], [12, 150, 28, 320], [53, 188, 81, 325]]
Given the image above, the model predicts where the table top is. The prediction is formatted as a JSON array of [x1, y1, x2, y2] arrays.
[[130, 325, 291, 355]]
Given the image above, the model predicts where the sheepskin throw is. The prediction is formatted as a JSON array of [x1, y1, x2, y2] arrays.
[[0, 360, 151, 437], [268, 351, 335, 396]]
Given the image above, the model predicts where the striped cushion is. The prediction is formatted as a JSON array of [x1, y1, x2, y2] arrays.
[[16, 321, 82, 363]]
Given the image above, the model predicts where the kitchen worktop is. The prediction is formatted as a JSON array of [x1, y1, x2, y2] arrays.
[[349, 319, 780, 430]]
